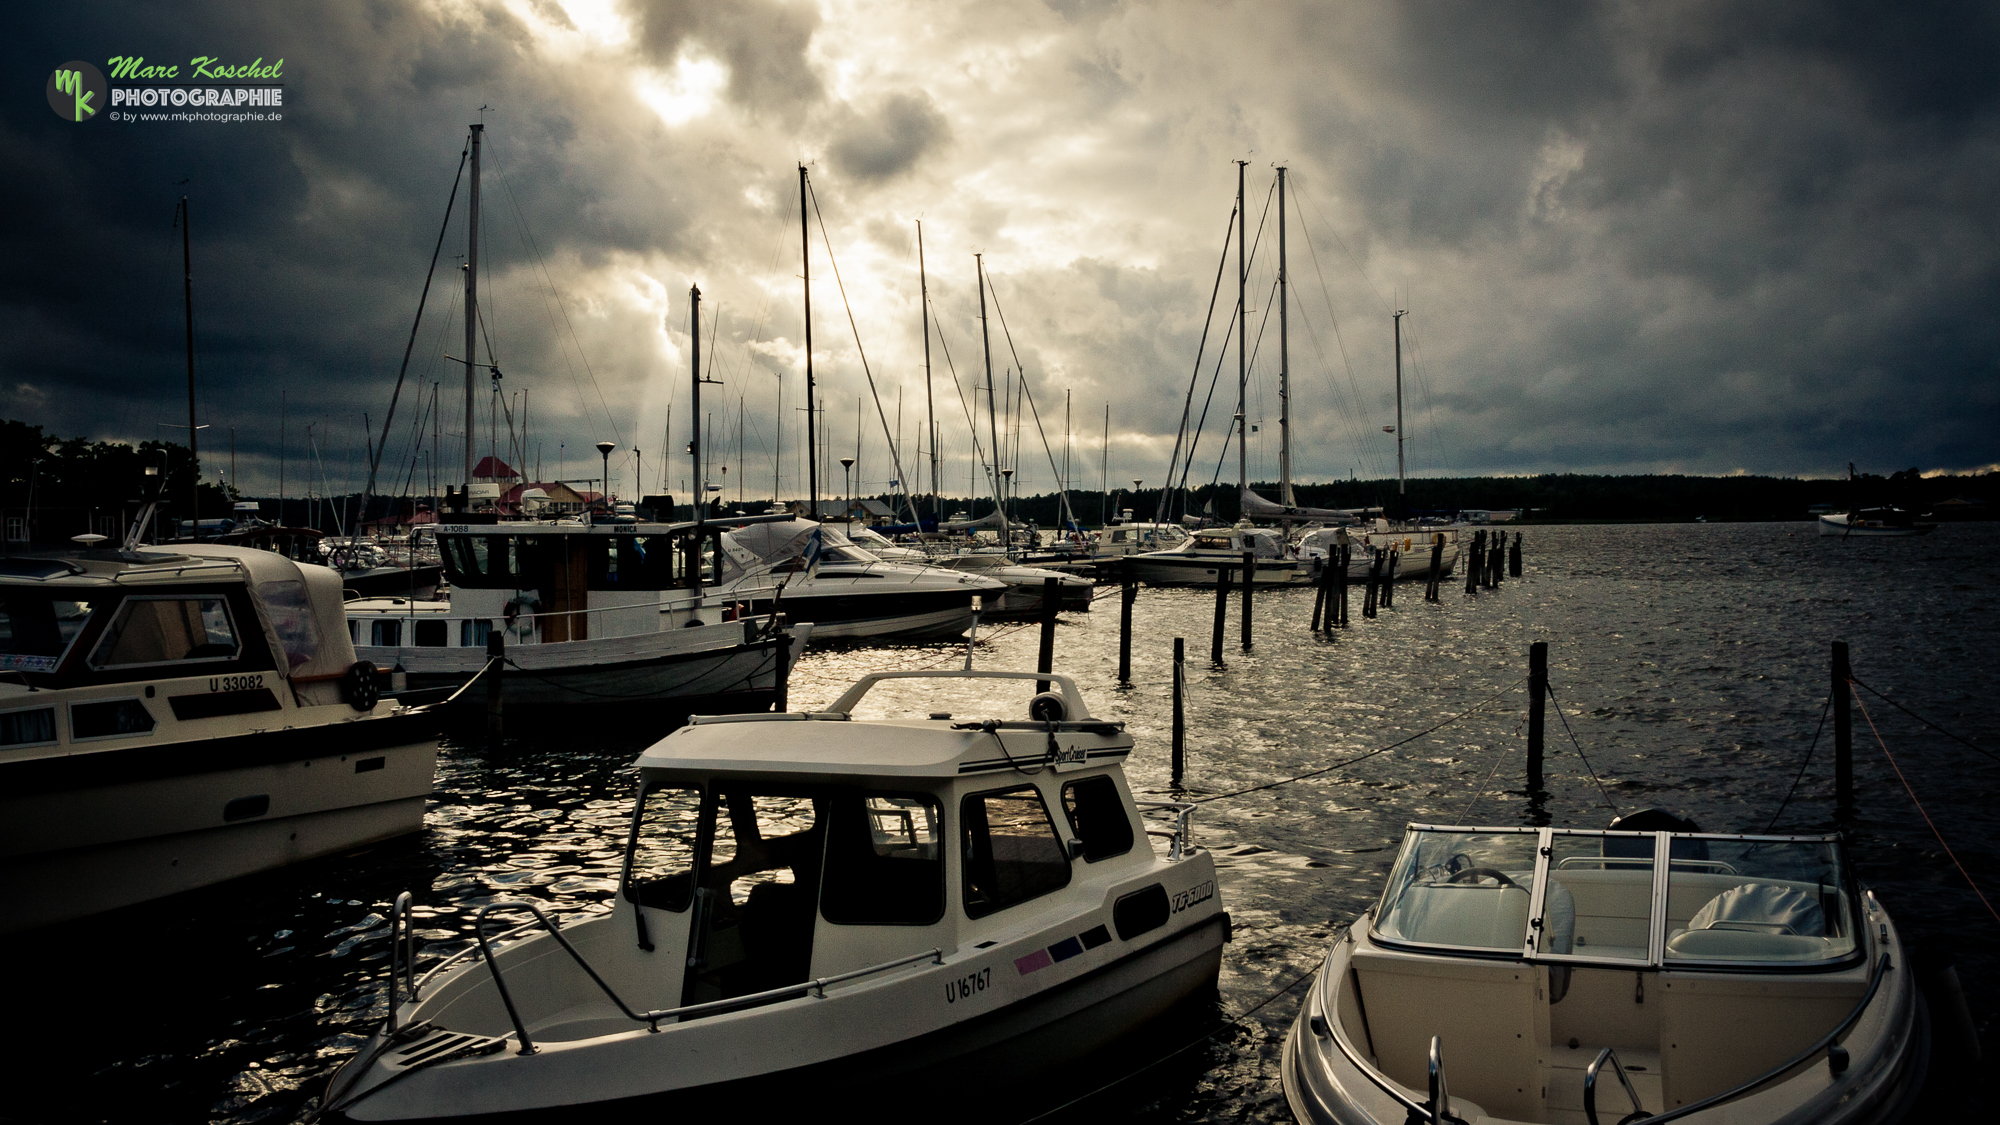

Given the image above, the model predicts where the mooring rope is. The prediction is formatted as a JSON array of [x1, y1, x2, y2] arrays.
[[1545, 682, 1618, 813], [1763, 689, 1833, 832], [1854, 692, 2000, 927], [1848, 675, 1997, 764]]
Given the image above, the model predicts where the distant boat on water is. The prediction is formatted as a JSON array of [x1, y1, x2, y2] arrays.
[[1817, 508, 1937, 537]]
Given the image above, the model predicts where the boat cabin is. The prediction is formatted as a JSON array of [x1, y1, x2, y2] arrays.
[[1340, 824, 1871, 1120], [410, 671, 1183, 1041]]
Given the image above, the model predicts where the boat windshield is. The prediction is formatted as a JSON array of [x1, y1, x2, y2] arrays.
[[1373, 826, 1858, 970]]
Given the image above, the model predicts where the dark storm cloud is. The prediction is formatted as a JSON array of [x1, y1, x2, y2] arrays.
[[829, 92, 950, 182], [1, 0, 1995, 498]]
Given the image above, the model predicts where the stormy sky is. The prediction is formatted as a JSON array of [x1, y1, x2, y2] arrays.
[[5, 1, 1997, 502]]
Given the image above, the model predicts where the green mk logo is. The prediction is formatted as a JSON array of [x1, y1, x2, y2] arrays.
[[46, 60, 107, 122], [55, 69, 96, 118]]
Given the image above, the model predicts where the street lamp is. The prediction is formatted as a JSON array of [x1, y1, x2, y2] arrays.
[[596, 441, 615, 519], [839, 457, 855, 526]]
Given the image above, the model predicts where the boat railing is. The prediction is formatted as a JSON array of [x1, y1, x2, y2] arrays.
[[448, 900, 944, 1055], [1582, 1047, 1648, 1125], [1137, 800, 1196, 860], [1582, 951, 1892, 1125], [1556, 856, 1740, 875]]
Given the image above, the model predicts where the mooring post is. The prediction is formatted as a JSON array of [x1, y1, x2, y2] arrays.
[[1510, 532, 1523, 578], [1310, 560, 1327, 630], [1834, 640, 1853, 822], [1036, 576, 1060, 690], [1172, 637, 1186, 786], [1211, 562, 1230, 664], [1527, 641, 1548, 795], [1240, 550, 1255, 650], [772, 617, 792, 713], [1117, 562, 1136, 684], [1336, 544, 1350, 626], [485, 630, 505, 742], [1427, 535, 1444, 601], [1491, 537, 1504, 588], [1466, 531, 1481, 594], [1384, 551, 1398, 607], [1363, 551, 1382, 618]]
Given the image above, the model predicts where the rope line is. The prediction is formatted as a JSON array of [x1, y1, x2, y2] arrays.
[[1853, 692, 2000, 927], [1189, 678, 1523, 804], [1764, 690, 1833, 833], [1458, 741, 1511, 823], [1545, 683, 1617, 813], [1847, 675, 1997, 764]]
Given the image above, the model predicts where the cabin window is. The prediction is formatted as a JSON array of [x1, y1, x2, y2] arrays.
[[0, 596, 95, 675], [1111, 530, 1128, 543], [684, 786, 826, 1005], [622, 785, 703, 912], [1662, 839, 1854, 964], [586, 535, 681, 590], [440, 535, 535, 589], [1061, 776, 1134, 862], [0, 707, 56, 746], [961, 785, 1072, 919], [69, 698, 156, 739], [88, 597, 241, 670], [253, 579, 320, 671], [821, 794, 944, 926], [413, 620, 447, 647], [459, 619, 492, 647], [371, 620, 401, 647]]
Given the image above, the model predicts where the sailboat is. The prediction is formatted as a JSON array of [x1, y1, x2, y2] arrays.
[[346, 128, 803, 712]]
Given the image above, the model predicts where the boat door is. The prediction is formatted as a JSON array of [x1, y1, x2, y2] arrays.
[[681, 784, 827, 1009]]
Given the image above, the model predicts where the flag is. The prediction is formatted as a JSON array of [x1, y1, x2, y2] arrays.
[[802, 526, 826, 579]]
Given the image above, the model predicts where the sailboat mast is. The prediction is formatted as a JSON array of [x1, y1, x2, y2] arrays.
[[978, 254, 1007, 542], [1101, 404, 1110, 524], [1235, 159, 1248, 518], [1393, 308, 1406, 501], [178, 195, 199, 538], [1278, 166, 1293, 519], [800, 165, 818, 518], [691, 284, 703, 532], [918, 220, 937, 525], [464, 123, 481, 492]]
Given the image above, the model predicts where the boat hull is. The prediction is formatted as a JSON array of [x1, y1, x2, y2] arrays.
[[360, 630, 788, 710], [1818, 515, 1937, 537], [330, 911, 1227, 1122], [0, 710, 440, 933], [1127, 555, 1318, 588]]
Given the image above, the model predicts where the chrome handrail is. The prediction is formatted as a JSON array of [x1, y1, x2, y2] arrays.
[[1556, 856, 1740, 875], [465, 900, 943, 1056], [385, 892, 416, 1033], [1137, 800, 1195, 860], [413, 917, 540, 993], [1583, 1047, 1647, 1125]]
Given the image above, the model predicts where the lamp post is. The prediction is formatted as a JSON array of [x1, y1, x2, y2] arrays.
[[596, 441, 615, 520], [839, 457, 855, 527]]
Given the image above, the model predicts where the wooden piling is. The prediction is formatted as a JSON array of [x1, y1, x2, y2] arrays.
[[1509, 532, 1523, 578], [1240, 550, 1255, 650], [1426, 535, 1444, 601], [1310, 562, 1327, 630], [1465, 530, 1481, 594], [1490, 539, 1504, 587], [1336, 544, 1350, 627], [1527, 641, 1547, 795], [1834, 640, 1853, 821], [1211, 562, 1230, 664], [1172, 637, 1186, 786], [485, 630, 505, 742], [1363, 551, 1382, 618], [1036, 576, 1060, 690], [1117, 562, 1136, 684], [772, 615, 792, 713], [1383, 551, 1398, 607]]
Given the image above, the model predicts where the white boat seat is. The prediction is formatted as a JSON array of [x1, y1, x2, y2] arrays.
[[1666, 928, 1829, 960], [1686, 883, 1825, 936]]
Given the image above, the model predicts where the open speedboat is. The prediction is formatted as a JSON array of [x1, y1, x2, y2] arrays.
[[1817, 509, 1937, 537], [1283, 822, 1925, 1125], [321, 669, 1228, 1120]]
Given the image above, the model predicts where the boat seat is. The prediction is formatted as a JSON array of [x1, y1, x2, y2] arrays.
[[1347, 948, 1542, 1121], [1685, 883, 1825, 936], [1665, 929, 1829, 960]]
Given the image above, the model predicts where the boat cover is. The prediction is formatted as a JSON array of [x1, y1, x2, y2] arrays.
[[1687, 883, 1826, 936], [1241, 489, 1375, 522]]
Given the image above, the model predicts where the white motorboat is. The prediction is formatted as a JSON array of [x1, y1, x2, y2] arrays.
[[0, 542, 441, 933], [840, 525, 1095, 616], [347, 519, 802, 712], [710, 519, 1007, 640], [1127, 525, 1318, 587], [320, 669, 1229, 1120], [1297, 525, 1462, 583], [1818, 509, 1937, 537], [1282, 822, 1926, 1125]]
